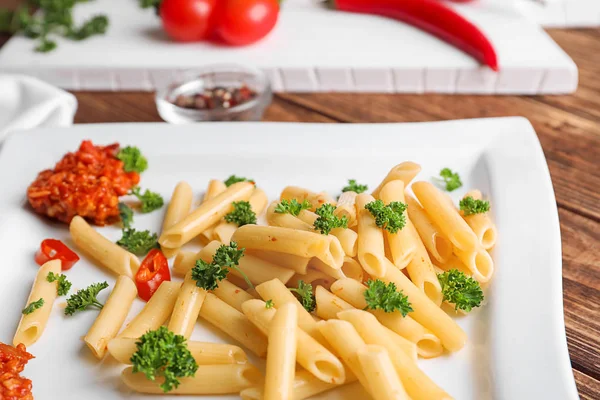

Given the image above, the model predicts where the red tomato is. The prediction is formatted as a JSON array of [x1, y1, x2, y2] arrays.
[[159, 0, 217, 42], [135, 249, 171, 302], [216, 0, 279, 46], [35, 239, 80, 271]]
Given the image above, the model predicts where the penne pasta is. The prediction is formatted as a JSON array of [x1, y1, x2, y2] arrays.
[[160, 181, 254, 249], [357, 345, 409, 400], [288, 269, 335, 291], [172, 250, 198, 277], [246, 249, 310, 274], [121, 364, 261, 394], [453, 245, 494, 283], [309, 258, 346, 281], [406, 195, 452, 264], [372, 161, 421, 198], [232, 225, 344, 270], [432, 253, 472, 276], [242, 299, 346, 384], [461, 190, 497, 250], [341, 257, 364, 282], [412, 181, 478, 251], [118, 281, 180, 338], [214, 188, 270, 243], [84, 275, 137, 358], [264, 303, 298, 400], [280, 186, 336, 211], [379, 180, 417, 270], [161, 181, 193, 258], [314, 285, 354, 321], [198, 179, 228, 244], [296, 210, 358, 257], [107, 337, 248, 365], [335, 191, 358, 228], [167, 272, 207, 338], [212, 279, 255, 312], [13, 260, 61, 347], [199, 293, 268, 357], [267, 201, 315, 231], [213, 222, 238, 245], [356, 193, 387, 277], [69, 215, 140, 278]]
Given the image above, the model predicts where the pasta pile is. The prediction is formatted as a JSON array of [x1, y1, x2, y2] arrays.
[[13, 161, 496, 400]]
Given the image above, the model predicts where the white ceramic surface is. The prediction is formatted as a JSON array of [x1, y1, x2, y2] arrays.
[[516, 0, 600, 27], [0, 0, 577, 94], [0, 118, 578, 399]]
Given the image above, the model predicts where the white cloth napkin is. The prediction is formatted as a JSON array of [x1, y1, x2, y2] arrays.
[[0, 74, 77, 140]]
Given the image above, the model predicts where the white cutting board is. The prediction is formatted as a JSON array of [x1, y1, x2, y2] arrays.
[[516, 0, 600, 27], [0, 0, 577, 94]]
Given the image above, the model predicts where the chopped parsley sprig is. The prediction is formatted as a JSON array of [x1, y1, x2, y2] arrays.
[[224, 201, 257, 227], [46, 272, 72, 296], [191, 242, 253, 290], [131, 187, 164, 213], [437, 269, 484, 312], [22, 298, 44, 315], [313, 204, 348, 235], [119, 202, 134, 229], [363, 279, 413, 316], [434, 168, 462, 192], [64, 281, 109, 316], [459, 196, 490, 216], [265, 299, 274, 309], [289, 281, 315, 312], [364, 199, 407, 233], [117, 229, 159, 255], [224, 175, 254, 187], [131, 326, 198, 393], [342, 179, 368, 194], [274, 199, 312, 216], [117, 146, 148, 173]]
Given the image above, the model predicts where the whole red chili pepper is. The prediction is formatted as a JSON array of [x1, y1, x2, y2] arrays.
[[329, 0, 498, 71]]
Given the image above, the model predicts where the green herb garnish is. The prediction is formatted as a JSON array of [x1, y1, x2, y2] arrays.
[[364, 199, 407, 233], [191, 242, 252, 290], [131, 187, 164, 213], [313, 204, 348, 235], [117, 229, 159, 255], [289, 281, 315, 312], [46, 271, 72, 296], [459, 196, 490, 216], [22, 298, 44, 315], [224, 175, 254, 187], [437, 269, 484, 312], [274, 199, 312, 216], [64, 281, 109, 316], [342, 179, 368, 194], [363, 279, 413, 316], [265, 299, 274, 309], [117, 146, 148, 173], [119, 202, 134, 229], [434, 168, 462, 192], [224, 201, 257, 227]]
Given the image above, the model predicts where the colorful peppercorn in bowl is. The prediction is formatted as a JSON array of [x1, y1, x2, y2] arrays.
[[156, 65, 272, 123]]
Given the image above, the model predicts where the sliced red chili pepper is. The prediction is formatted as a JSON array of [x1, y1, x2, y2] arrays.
[[34, 239, 80, 271], [329, 0, 498, 71], [135, 249, 171, 302]]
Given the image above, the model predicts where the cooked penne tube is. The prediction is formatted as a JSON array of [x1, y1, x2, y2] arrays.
[[461, 190, 497, 250], [288, 270, 335, 291], [167, 272, 207, 338], [372, 162, 421, 198], [199, 293, 268, 357], [232, 225, 344, 270], [264, 303, 298, 400], [357, 345, 409, 400], [161, 181, 193, 258], [267, 201, 315, 231], [84, 275, 137, 358], [212, 279, 254, 312], [280, 186, 336, 210], [412, 181, 478, 251], [356, 193, 387, 277], [453, 245, 494, 283], [121, 364, 261, 394], [198, 180, 228, 244], [108, 337, 248, 365], [213, 222, 238, 244], [198, 241, 295, 286], [341, 257, 364, 282], [242, 299, 346, 384], [309, 258, 346, 281], [406, 196, 452, 264], [118, 281, 180, 338], [13, 260, 61, 347], [296, 211, 358, 257], [314, 285, 354, 321], [246, 250, 310, 274], [160, 181, 254, 248], [335, 191, 358, 227], [172, 250, 197, 277], [379, 180, 417, 270], [214, 188, 270, 243], [330, 278, 442, 358], [382, 260, 467, 352], [69, 215, 140, 278], [405, 222, 443, 306], [432, 253, 472, 276]]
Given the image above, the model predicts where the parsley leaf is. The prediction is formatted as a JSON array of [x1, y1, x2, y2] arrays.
[[437, 269, 484, 312], [191, 242, 253, 290], [119, 202, 134, 229], [46, 272, 72, 296], [313, 204, 348, 235], [224, 175, 254, 187], [459, 196, 490, 216], [131, 187, 164, 213], [274, 199, 312, 216], [64, 281, 109, 316], [117, 229, 159, 255], [131, 326, 198, 393], [364, 199, 407, 234], [289, 281, 315, 312], [434, 168, 463, 192], [117, 146, 148, 173], [22, 298, 44, 315], [265, 299, 274, 309], [342, 179, 368, 194], [363, 279, 413, 316], [224, 201, 257, 227]]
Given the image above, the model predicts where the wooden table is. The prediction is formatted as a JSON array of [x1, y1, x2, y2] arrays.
[[2, 24, 599, 398]]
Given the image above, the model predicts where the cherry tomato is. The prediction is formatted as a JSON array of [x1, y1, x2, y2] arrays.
[[35, 239, 80, 271], [135, 249, 171, 302], [159, 0, 217, 42], [216, 0, 279, 46]]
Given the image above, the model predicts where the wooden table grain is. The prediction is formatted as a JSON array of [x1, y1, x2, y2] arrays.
[[1, 26, 599, 398]]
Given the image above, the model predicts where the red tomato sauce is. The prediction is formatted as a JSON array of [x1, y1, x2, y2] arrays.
[[27, 140, 140, 226], [0, 343, 34, 400]]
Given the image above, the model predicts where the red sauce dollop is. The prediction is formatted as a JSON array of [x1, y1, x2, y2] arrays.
[[0, 343, 34, 400]]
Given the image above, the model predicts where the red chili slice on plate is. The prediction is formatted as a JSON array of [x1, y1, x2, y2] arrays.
[[135, 249, 172, 302], [34, 239, 80, 271]]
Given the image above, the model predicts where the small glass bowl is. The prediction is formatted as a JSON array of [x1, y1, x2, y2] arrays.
[[156, 65, 272, 123]]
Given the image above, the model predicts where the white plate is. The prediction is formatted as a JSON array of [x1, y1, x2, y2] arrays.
[[0, 118, 577, 400]]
